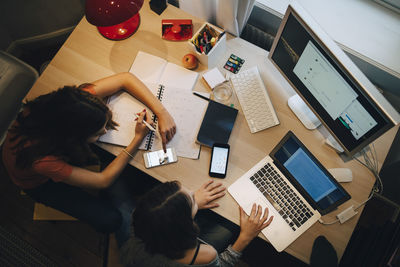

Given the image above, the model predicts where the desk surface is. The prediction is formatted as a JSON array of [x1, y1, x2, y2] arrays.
[[25, 1, 398, 263]]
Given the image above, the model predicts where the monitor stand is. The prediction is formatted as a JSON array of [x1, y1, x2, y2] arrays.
[[288, 94, 345, 154], [325, 134, 344, 153], [288, 94, 321, 130]]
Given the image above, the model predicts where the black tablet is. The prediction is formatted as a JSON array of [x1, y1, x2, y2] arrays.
[[196, 100, 238, 147]]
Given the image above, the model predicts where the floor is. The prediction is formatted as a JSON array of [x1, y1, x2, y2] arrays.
[[0, 152, 108, 266], [1, 41, 310, 267]]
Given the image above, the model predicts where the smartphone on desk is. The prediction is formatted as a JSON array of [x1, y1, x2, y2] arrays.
[[143, 148, 178, 168], [209, 143, 230, 178]]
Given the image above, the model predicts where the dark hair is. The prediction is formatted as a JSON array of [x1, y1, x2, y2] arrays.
[[11, 84, 117, 168], [132, 181, 199, 259]]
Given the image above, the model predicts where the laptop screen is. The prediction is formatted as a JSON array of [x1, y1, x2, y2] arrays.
[[271, 131, 350, 215]]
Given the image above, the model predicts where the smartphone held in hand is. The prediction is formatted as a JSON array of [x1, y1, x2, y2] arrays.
[[143, 148, 178, 168]]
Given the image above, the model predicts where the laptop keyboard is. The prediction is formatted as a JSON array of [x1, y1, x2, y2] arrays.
[[250, 163, 314, 231]]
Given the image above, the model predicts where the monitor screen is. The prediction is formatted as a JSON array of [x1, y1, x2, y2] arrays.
[[269, 2, 399, 156]]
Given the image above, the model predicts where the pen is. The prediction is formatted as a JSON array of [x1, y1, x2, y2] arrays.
[[203, 31, 208, 43], [135, 113, 164, 142], [134, 113, 157, 132], [193, 92, 210, 101]]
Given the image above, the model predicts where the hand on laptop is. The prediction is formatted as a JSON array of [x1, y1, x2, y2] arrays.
[[194, 180, 226, 209], [232, 204, 274, 252]]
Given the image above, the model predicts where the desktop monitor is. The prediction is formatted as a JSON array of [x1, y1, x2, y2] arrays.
[[268, 2, 400, 157]]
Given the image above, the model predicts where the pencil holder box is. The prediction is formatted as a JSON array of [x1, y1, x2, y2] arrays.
[[187, 23, 226, 68]]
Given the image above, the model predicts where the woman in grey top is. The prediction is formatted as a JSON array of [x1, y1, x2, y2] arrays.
[[120, 180, 273, 266]]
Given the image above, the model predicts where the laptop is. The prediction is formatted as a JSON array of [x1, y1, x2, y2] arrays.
[[228, 131, 350, 252]]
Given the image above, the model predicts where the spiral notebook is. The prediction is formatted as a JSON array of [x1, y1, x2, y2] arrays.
[[98, 51, 207, 159], [99, 85, 165, 151], [141, 84, 165, 150]]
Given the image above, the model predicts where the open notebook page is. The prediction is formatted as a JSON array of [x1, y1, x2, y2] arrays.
[[100, 51, 206, 159], [99, 52, 166, 147], [149, 83, 207, 158], [129, 51, 167, 85], [130, 52, 206, 159], [98, 91, 153, 148]]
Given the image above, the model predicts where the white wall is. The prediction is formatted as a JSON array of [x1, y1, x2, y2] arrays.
[[256, 0, 400, 79]]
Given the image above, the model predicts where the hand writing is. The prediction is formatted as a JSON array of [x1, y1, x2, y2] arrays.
[[134, 110, 151, 140]]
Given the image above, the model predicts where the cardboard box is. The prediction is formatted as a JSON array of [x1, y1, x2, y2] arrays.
[[187, 23, 226, 68]]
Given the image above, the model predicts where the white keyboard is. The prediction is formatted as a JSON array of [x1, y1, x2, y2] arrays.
[[230, 66, 279, 133]]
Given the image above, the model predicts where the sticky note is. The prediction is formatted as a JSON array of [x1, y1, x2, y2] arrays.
[[202, 67, 226, 89]]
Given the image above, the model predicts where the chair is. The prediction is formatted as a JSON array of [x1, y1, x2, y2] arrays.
[[0, 50, 38, 144]]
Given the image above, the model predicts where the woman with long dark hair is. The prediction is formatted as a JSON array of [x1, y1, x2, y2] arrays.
[[2, 72, 176, 244], [121, 180, 273, 266]]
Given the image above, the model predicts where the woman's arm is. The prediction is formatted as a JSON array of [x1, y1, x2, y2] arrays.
[[202, 206, 273, 267], [91, 72, 176, 151], [231, 205, 273, 252], [193, 181, 273, 263], [63, 112, 149, 189]]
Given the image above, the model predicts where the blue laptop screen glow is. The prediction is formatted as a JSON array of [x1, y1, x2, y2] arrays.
[[283, 148, 336, 202], [273, 135, 348, 210]]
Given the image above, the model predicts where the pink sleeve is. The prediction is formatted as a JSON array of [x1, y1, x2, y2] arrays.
[[32, 156, 73, 182]]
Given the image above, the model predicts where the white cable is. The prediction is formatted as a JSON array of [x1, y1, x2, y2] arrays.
[[318, 218, 339, 225], [354, 191, 374, 211], [320, 144, 381, 226], [351, 144, 382, 211], [371, 144, 384, 193], [372, 144, 378, 170]]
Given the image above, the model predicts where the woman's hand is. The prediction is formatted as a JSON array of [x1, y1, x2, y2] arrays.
[[238, 204, 273, 244], [194, 180, 226, 209], [134, 110, 151, 140], [231, 204, 273, 252], [157, 110, 176, 152], [91, 73, 176, 151]]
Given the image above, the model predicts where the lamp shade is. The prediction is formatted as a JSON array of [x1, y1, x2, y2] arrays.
[[85, 0, 144, 40]]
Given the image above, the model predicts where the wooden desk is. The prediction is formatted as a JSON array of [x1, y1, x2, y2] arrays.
[[25, 1, 398, 263]]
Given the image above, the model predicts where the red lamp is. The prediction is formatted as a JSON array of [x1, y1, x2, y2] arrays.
[[85, 0, 144, 40]]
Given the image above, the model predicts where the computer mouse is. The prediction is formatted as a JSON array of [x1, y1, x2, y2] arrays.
[[328, 168, 353, 183]]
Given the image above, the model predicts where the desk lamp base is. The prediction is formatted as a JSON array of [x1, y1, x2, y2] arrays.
[[97, 13, 141, 40]]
